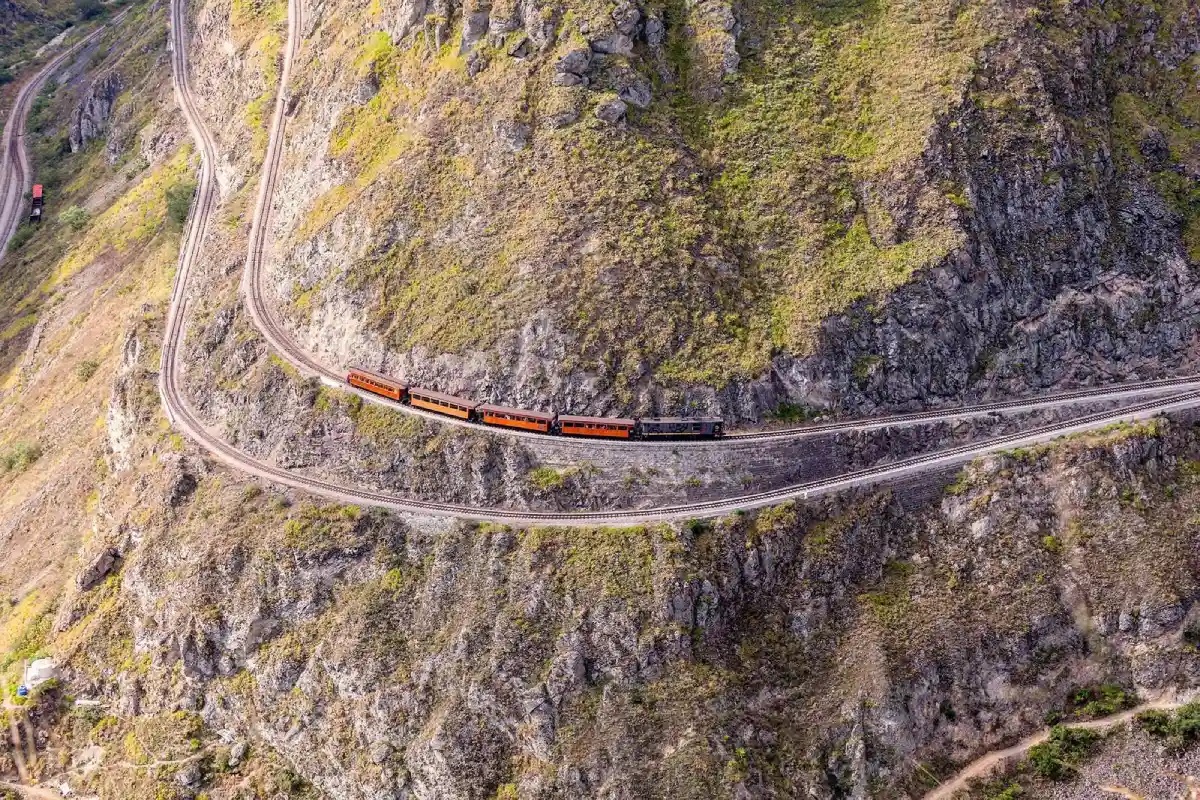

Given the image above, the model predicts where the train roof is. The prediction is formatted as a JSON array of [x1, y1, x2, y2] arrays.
[[557, 414, 636, 426], [408, 386, 481, 409], [640, 417, 724, 424], [348, 366, 404, 386], [477, 403, 556, 422]]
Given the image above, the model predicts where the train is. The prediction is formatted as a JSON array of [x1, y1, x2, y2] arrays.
[[29, 184, 43, 223], [347, 367, 725, 439]]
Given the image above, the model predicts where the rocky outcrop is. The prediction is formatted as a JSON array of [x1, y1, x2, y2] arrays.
[[54, 412, 1200, 798], [727, 1, 1200, 419], [69, 70, 122, 153], [255, 0, 1200, 426]]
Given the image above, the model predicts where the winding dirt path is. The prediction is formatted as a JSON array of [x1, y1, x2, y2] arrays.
[[924, 697, 1188, 800]]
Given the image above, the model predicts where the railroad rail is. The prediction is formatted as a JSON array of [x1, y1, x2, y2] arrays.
[[0, 10, 131, 257], [151, 0, 1200, 524], [227, 0, 1200, 449]]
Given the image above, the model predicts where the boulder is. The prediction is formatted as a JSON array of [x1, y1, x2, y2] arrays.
[[643, 17, 664, 47], [595, 98, 627, 124], [552, 72, 585, 87], [611, 1, 641, 35], [556, 47, 591, 75], [494, 120, 531, 152], [590, 32, 634, 56], [77, 548, 119, 591]]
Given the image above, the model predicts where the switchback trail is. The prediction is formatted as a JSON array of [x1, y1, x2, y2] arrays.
[[924, 696, 1189, 800]]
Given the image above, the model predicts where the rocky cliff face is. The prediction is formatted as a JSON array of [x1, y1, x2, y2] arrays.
[[69, 69, 123, 153], [44, 362, 1200, 798], [238, 0, 1200, 422], [3, 0, 1200, 798]]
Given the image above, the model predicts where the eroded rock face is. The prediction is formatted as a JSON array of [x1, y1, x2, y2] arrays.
[[64, 414, 1200, 798], [69, 71, 123, 153]]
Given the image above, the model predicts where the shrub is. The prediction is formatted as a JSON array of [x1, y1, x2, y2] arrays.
[[1026, 725, 1100, 780], [58, 205, 90, 231], [1137, 701, 1200, 751], [8, 224, 34, 250], [75, 359, 100, 382], [986, 783, 1023, 800], [528, 466, 567, 491], [0, 442, 42, 473], [165, 180, 196, 226], [76, 0, 104, 19], [1070, 684, 1136, 718], [770, 402, 819, 423]]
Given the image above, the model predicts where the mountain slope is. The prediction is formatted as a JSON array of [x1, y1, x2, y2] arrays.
[[239, 0, 1200, 421]]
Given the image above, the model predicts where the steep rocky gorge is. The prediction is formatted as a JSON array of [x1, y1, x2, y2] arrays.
[[49, 345, 1200, 798], [1, 0, 1200, 797]]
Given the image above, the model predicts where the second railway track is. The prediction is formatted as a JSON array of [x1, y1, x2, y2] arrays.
[[153, 0, 1200, 523]]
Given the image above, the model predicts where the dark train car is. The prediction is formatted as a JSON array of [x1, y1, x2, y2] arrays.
[[409, 387, 480, 420], [556, 414, 636, 439], [347, 367, 406, 401], [478, 404, 555, 433], [29, 184, 43, 223], [637, 417, 724, 438]]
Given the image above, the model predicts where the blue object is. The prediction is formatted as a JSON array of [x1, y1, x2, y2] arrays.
[[16, 685, 27, 697]]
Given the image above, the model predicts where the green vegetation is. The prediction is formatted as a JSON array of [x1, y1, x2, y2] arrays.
[[1136, 701, 1200, 751], [282, 504, 364, 552], [858, 559, 915, 630], [58, 205, 90, 231], [165, 180, 196, 226], [984, 783, 1023, 800], [75, 358, 100, 382], [1108, 53, 1200, 262], [7, 225, 35, 251], [1026, 726, 1101, 780], [0, 442, 43, 474], [293, 0, 1003, 397], [768, 402, 819, 424], [1068, 684, 1136, 719], [528, 466, 570, 491], [520, 526, 658, 603], [351, 402, 427, 444]]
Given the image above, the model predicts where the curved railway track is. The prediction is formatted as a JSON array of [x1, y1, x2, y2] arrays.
[[0, 11, 130, 256], [228, 0, 1200, 448], [152, 0, 1200, 524]]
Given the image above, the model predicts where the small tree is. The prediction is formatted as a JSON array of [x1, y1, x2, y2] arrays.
[[58, 205, 90, 231], [166, 181, 196, 226]]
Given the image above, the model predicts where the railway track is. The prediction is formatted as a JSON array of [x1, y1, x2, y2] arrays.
[[0, 11, 130, 258], [244, 224, 1200, 446], [227, 0, 1200, 449], [153, 0, 1200, 524]]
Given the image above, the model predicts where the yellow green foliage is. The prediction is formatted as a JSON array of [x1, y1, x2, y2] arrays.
[[282, 503, 364, 550], [50, 146, 195, 289], [231, 0, 285, 44], [292, 0, 1004, 393], [520, 525, 659, 602]]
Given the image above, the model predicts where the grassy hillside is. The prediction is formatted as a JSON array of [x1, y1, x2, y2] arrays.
[[285, 0, 1003, 396]]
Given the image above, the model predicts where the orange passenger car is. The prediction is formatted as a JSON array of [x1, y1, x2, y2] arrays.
[[408, 387, 480, 420], [478, 404, 555, 433], [348, 367, 405, 401], [556, 414, 636, 439]]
